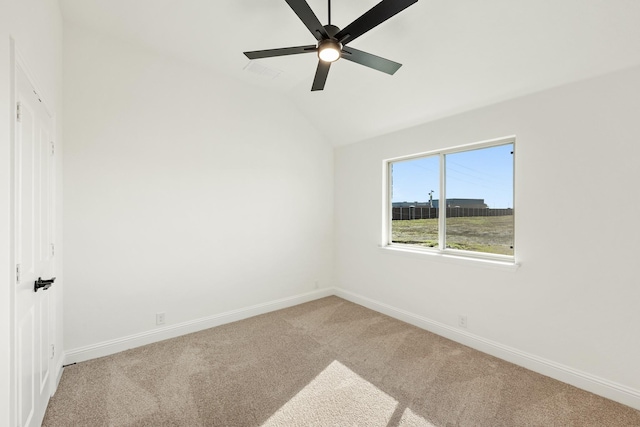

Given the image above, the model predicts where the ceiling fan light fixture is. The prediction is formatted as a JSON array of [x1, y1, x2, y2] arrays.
[[318, 39, 342, 62]]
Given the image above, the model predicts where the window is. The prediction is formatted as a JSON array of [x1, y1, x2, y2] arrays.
[[386, 137, 514, 260]]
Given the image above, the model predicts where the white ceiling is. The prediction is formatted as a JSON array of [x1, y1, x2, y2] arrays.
[[60, 0, 640, 146]]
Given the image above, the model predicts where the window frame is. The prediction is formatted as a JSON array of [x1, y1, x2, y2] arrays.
[[383, 136, 516, 264]]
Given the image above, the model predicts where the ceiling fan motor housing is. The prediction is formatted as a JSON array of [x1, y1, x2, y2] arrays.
[[324, 24, 341, 38], [317, 25, 342, 62]]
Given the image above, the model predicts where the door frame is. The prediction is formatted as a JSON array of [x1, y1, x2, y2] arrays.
[[9, 38, 60, 427]]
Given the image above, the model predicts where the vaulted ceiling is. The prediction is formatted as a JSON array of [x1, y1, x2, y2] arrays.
[[60, 0, 640, 145]]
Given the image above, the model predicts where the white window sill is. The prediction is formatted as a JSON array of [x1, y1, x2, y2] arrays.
[[379, 244, 520, 271]]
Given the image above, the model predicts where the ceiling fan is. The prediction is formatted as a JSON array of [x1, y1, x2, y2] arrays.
[[243, 0, 418, 91]]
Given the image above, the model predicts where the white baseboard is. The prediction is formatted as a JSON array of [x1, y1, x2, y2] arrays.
[[334, 287, 640, 411], [64, 288, 333, 365]]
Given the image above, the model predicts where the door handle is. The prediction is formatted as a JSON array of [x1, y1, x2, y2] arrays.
[[34, 277, 56, 292]]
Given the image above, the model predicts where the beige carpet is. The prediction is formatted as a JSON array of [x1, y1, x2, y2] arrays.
[[44, 296, 640, 426]]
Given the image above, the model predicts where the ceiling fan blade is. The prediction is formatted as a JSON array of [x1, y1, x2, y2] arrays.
[[244, 45, 317, 60], [335, 0, 418, 45], [311, 61, 331, 91], [285, 0, 329, 41], [341, 47, 402, 75]]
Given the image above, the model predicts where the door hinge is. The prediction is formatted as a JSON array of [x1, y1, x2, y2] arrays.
[[16, 102, 21, 122], [16, 264, 20, 284], [51, 243, 55, 257], [50, 344, 55, 359], [50, 140, 55, 156]]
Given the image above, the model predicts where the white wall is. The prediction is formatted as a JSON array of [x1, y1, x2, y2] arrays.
[[63, 25, 334, 352], [0, 0, 63, 424], [334, 66, 640, 406]]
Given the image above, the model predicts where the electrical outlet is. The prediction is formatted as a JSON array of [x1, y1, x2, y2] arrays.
[[314, 281, 319, 289], [156, 312, 165, 325], [458, 315, 468, 328]]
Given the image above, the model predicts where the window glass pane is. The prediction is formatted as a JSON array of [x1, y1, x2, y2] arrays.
[[390, 156, 440, 248], [445, 144, 514, 255]]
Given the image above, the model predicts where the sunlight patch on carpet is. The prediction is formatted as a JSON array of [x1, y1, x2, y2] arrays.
[[262, 360, 399, 426], [399, 407, 437, 426]]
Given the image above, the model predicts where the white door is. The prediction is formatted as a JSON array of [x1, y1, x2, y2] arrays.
[[15, 65, 55, 427]]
